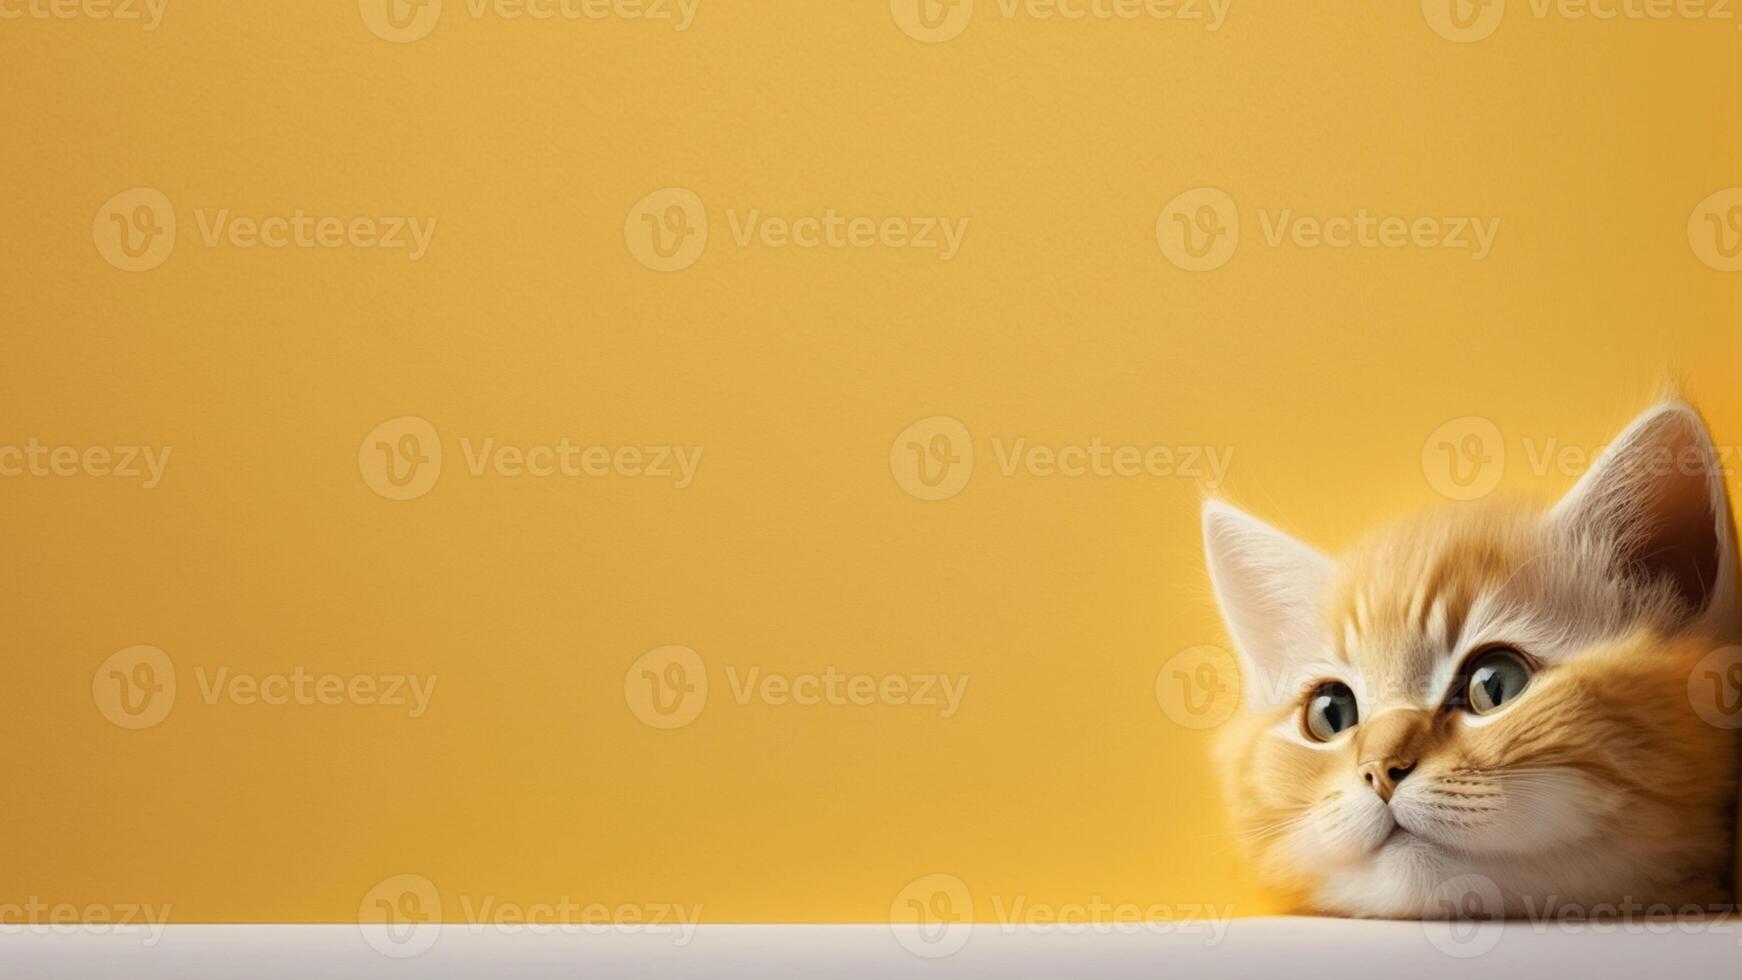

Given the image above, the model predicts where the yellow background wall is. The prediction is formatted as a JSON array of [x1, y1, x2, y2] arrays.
[[2, 1, 1740, 923]]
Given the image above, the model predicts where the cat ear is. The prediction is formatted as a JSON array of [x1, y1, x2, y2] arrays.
[[1202, 501, 1335, 711], [1551, 401, 1738, 630]]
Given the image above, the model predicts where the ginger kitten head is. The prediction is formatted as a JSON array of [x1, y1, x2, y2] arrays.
[[1204, 402, 1741, 917]]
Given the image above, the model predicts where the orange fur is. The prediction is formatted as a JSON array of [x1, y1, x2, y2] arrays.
[[1205, 403, 1742, 917]]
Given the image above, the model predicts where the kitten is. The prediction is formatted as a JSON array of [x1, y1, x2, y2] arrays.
[[1203, 402, 1741, 918]]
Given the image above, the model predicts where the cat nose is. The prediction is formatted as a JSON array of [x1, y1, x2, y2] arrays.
[[1353, 707, 1432, 804], [1358, 758, 1416, 803]]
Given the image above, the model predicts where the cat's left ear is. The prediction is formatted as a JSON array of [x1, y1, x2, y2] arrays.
[[1551, 401, 1739, 630]]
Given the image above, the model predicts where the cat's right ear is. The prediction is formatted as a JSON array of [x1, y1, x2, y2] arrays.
[[1202, 501, 1334, 711]]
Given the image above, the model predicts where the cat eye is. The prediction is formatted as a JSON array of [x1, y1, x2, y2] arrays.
[[1460, 647, 1532, 715], [1303, 681, 1359, 742]]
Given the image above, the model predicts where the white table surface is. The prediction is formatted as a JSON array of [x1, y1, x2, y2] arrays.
[[5, 919, 1742, 979]]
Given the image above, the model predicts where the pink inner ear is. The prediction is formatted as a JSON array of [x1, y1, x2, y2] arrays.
[[1556, 405, 1732, 625], [1635, 450, 1722, 618]]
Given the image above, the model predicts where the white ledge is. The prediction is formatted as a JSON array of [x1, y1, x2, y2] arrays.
[[3, 919, 1740, 979]]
